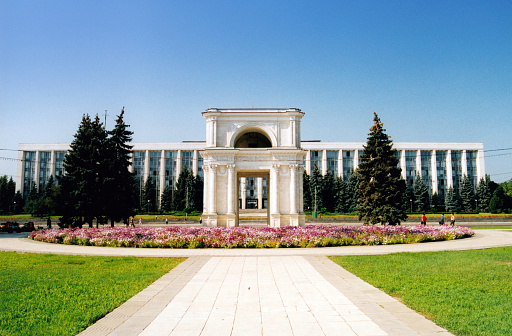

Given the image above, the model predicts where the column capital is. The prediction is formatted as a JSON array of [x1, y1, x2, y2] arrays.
[[272, 163, 280, 170], [290, 164, 299, 171], [209, 164, 218, 172], [227, 164, 236, 171]]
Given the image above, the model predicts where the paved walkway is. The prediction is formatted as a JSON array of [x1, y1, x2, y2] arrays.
[[2, 229, 512, 336]]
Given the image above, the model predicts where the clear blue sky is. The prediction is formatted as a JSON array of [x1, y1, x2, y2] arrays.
[[1, 0, 511, 182]]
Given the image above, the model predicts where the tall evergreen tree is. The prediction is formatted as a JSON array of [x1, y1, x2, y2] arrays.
[[476, 177, 491, 212], [334, 176, 348, 213], [413, 174, 430, 212], [431, 192, 442, 212], [346, 170, 359, 212], [444, 187, 459, 213], [104, 108, 136, 226], [172, 166, 195, 211], [322, 171, 336, 212], [160, 184, 173, 212], [310, 165, 324, 212], [0, 176, 14, 214], [142, 175, 157, 213], [61, 115, 108, 226], [356, 112, 407, 225], [303, 172, 312, 211], [459, 174, 475, 212], [193, 176, 204, 211]]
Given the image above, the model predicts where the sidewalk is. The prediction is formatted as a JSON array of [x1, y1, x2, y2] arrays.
[[2, 229, 512, 336]]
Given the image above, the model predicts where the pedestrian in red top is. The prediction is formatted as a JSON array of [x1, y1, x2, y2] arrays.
[[421, 213, 427, 225]]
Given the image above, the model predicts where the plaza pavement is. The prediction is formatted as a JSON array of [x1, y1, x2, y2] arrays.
[[1, 228, 512, 336]]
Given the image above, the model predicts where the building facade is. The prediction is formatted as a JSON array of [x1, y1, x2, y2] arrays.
[[17, 109, 485, 223]]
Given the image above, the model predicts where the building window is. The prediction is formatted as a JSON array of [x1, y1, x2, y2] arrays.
[[55, 152, 66, 181], [436, 151, 447, 199], [197, 152, 203, 179], [451, 150, 462, 192], [326, 150, 338, 176], [310, 151, 322, 172], [181, 151, 193, 172], [149, 151, 161, 204], [23, 151, 36, 199], [405, 150, 417, 187], [164, 151, 177, 189], [421, 151, 432, 192], [133, 151, 145, 205], [466, 150, 477, 189], [342, 150, 354, 180], [38, 152, 51, 192]]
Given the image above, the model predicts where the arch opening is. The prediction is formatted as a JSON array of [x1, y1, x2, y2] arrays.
[[234, 131, 272, 148]]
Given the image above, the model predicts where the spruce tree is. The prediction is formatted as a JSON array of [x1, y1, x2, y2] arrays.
[[160, 185, 173, 212], [356, 112, 407, 225], [431, 192, 441, 212], [193, 176, 204, 211], [172, 166, 193, 211], [104, 108, 136, 225], [62, 114, 108, 226], [310, 165, 324, 212], [459, 174, 475, 212], [142, 175, 157, 213], [476, 177, 491, 212], [346, 170, 359, 212], [303, 172, 312, 211], [334, 176, 348, 213], [413, 174, 430, 212], [322, 171, 336, 212], [445, 187, 460, 213]]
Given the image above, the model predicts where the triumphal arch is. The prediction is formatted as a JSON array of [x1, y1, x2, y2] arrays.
[[201, 108, 306, 227]]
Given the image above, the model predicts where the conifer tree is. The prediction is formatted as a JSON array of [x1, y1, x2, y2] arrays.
[[431, 192, 441, 212], [310, 165, 324, 212], [104, 108, 136, 225], [62, 115, 107, 226], [356, 112, 407, 225], [444, 187, 459, 213], [193, 176, 204, 211], [459, 174, 475, 212], [142, 175, 157, 213], [346, 170, 359, 212], [322, 171, 336, 212], [303, 172, 312, 211], [160, 185, 173, 212], [172, 166, 195, 211], [476, 177, 491, 212], [413, 174, 430, 212], [334, 176, 348, 213]]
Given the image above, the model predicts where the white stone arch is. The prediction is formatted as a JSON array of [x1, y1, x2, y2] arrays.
[[229, 124, 278, 148]]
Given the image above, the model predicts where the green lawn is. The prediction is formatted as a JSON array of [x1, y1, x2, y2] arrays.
[[331, 247, 512, 336], [0, 252, 184, 336]]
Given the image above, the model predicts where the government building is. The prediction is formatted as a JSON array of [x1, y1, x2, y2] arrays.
[[17, 108, 485, 226]]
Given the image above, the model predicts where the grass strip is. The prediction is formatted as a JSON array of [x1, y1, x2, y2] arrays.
[[0, 252, 184, 336], [330, 247, 512, 336]]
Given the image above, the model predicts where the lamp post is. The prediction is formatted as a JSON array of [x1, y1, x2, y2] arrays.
[[410, 198, 413, 213]]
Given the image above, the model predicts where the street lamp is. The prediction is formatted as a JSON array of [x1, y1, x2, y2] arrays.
[[410, 198, 413, 213]]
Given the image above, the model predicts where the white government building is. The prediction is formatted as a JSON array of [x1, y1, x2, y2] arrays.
[[17, 108, 485, 226]]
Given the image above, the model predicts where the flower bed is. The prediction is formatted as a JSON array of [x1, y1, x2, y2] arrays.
[[28, 225, 474, 248]]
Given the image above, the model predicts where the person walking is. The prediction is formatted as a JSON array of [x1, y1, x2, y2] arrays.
[[421, 213, 427, 225], [450, 213, 455, 225], [165, 218, 168, 225], [439, 214, 445, 225], [139, 218, 142, 226]]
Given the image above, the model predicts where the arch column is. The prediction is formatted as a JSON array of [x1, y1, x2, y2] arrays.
[[226, 164, 237, 227], [208, 164, 217, 214], [270, 164, 281, 227]]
